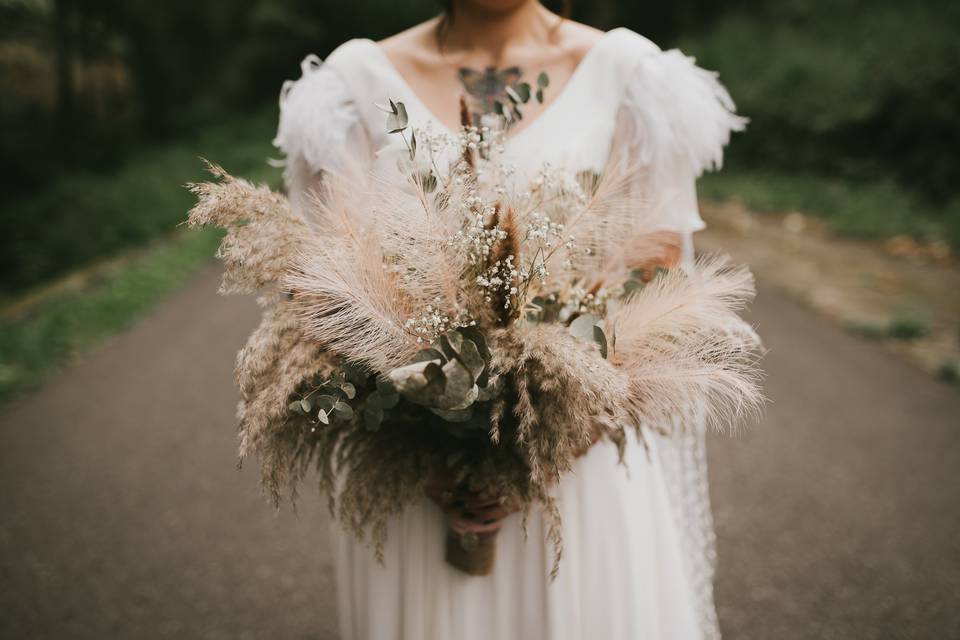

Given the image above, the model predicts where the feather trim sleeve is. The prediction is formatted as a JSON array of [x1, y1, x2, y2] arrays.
[[273, 54, 361, 180], [623, 47, 747, 180]]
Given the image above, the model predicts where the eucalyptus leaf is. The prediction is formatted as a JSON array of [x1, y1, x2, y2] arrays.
[[436, 358, 475, 409], [515, 82, 532, 103], [332, 402, 354, 420], [315, 394, 337, 412], [386, 102, 409, 133], [537, 71, 550, 88], [457, 326, 489, 361], [504, 85, 522, 104], [340, 382, 356, 399], [388, 359, 446, 405], [535, 88, 544, 104], [411, 348, 446, 364], [593, 325, 608, 359], [317, 409, 330, 425], [493, 100, 505, 115], [512, 104, 523, 121], [569, 313, 601, 342], [299, 397, 312, 413], [456, 339, 485, 380], [452, 384, 480, 410], [440, 330, 464, 358], [409, 129, 417, 160], [289, 400, 303, 413]]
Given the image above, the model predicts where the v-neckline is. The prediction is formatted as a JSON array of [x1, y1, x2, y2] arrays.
[[365, 29, 620, 145]]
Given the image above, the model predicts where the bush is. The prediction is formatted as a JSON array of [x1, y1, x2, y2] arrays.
[[684, 1, 960, 201], [0, 108, 279, 300]]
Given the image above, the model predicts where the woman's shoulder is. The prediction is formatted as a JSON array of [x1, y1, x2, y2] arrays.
[[595, 27, 664, 72]]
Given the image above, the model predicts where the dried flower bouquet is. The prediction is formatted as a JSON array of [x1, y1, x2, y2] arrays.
[[187, 97, 763, 577]]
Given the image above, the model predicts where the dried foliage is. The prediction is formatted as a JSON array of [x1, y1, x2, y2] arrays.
[[186, 113, 763, 577]]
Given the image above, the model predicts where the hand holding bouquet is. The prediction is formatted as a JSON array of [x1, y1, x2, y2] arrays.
[[187, 98, 762, 577]]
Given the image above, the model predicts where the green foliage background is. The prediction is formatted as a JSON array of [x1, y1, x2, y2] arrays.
[[2, 0, 959, 296]]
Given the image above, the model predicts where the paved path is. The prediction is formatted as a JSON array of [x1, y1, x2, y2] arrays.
[[1, 265, 958, 639]]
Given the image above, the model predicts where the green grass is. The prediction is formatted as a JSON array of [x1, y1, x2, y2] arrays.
[[699, 169, 960, 248], [846, 308, 931, 342], [937, 361, 960, 385], [0, 229, 224, 402], [1, 106, 282, 300], [0, 107, 282, 402]]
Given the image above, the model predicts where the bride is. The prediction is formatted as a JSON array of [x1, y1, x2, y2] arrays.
[[274, 1, 745, 638]]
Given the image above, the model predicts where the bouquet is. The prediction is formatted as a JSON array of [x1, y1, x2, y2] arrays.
[[187, 97, 763, 577]]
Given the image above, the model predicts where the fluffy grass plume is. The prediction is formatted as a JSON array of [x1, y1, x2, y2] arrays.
[[186, 121, 764, 578]]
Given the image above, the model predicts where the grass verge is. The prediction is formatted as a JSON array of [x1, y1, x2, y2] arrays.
[[1, 108, 281, 403], [699, 169, 960, 249], [0, 230, 224, 402], [2, 106, 281, 301]]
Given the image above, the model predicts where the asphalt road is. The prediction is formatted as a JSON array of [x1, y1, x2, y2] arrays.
[[1, 265, 958, 639]]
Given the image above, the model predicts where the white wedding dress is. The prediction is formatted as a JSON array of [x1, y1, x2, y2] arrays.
[[274, 27, 745, 640]]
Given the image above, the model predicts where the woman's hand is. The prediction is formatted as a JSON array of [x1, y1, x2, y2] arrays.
[[632, 230, 682, 281], [425, 429, 602, 535], [425, 470, 520, 539]]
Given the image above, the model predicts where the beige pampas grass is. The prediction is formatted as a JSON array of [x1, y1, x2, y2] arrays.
[[186, 129, 764, 578], [187, 162, 307, 295], [285, 239, 418, 374], [608, 255, 764, 432]]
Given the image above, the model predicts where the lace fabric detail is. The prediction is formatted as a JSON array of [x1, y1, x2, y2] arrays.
[[657, 411, 722, 640]]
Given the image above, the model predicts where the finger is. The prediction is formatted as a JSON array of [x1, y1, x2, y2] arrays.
[[449, 516, 503, 537], [467, 505, 516, 522]]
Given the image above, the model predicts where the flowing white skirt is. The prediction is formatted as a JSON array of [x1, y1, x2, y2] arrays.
[[332, 430, 714, 640]]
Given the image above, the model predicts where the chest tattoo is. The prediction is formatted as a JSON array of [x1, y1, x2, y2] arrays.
[[458, 66, 524, 118], [457, 65, 549, 127]]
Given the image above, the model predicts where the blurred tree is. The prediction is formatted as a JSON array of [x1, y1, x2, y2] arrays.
[[2, 0, 959, 266]]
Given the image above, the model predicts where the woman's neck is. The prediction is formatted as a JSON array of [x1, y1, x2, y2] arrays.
[[441, 1, 556, 60]]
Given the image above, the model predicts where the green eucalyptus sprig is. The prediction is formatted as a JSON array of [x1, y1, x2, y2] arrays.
[[376, 99, 417, 161], [289, 326, 502, 435]]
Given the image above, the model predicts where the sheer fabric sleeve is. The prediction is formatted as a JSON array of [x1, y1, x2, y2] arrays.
[[614, 46, 747, 240], [273, 55, 368, 214]]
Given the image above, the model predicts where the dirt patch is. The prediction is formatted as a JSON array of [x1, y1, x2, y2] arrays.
[[697, 200, 960, 380]]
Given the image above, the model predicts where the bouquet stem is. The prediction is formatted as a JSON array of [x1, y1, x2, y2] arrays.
[[445, 528, 497, 576]]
